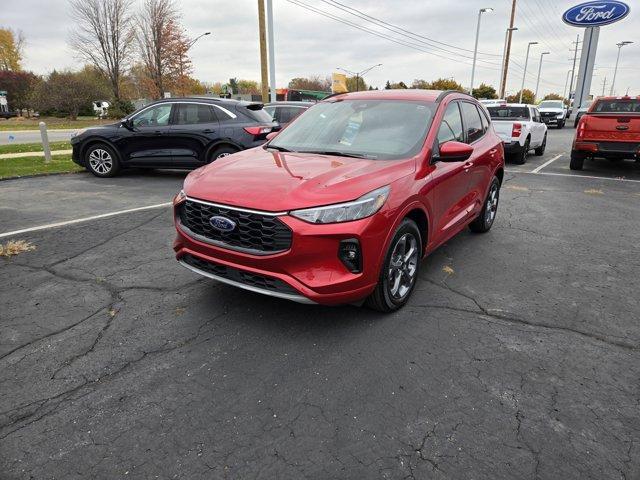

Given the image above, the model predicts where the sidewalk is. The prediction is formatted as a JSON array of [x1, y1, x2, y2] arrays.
[[0, 150, 72, 159]]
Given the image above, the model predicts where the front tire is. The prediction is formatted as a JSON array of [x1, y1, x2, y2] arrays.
[[85, 143, 120, 177], [469, 176, 500, 233], [209, 145, 239, 162], [366, 219, 422, 312]]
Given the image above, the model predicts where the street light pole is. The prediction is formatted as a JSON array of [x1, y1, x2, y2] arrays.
[[180, 32, 211, 97], [337, 64, 382, 92], [469, 7, 493, 96], [534, 51, 550, 103], [562, 69, 571, 102], [610, 41, 633, 96], [519, 41, 538, 104], [499, 27, 518, 97]]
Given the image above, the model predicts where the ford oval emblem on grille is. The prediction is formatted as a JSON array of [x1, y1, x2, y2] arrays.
[[209, 215, 236, 232]]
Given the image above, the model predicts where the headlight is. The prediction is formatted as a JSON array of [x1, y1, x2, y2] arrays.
[[556, 113, 564, 118], [173, 189, 187, 206], [289, 186, 390, 224]]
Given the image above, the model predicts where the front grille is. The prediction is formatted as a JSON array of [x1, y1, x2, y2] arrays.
[[178, 199, 292, 255], [541, 112, 556, 117], [181, 254, 299, 295], [598, 142, 639, 153]]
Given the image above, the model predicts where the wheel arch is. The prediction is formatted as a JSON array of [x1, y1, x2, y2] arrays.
[[80, 137, 122, 166], [203, 139, 243, 161]]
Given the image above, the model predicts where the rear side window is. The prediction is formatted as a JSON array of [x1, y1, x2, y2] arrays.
[[437, 102, 464, 145], [278, 106, 306, 123], [487, 106, 530, 120], [460, 102, 484, 143], [175, 104, 216, 125], [593, 99, 640, 113], [239, 104, 274, 123]]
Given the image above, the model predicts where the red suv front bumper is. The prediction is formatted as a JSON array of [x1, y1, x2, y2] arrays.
[[173, 199, 391, 305]]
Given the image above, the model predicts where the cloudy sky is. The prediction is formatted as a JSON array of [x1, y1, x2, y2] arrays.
[[4, 0, 639, 98]]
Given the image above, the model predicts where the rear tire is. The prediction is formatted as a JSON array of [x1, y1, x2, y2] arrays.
[[366, 219, 422, 312], [209, 145, 239, 162], [469, 176, 500, 233], [85, 143, 120, 178], [570, 151, 585, 170], [512, 138, 529, 165], [534, 133, 547, 156]]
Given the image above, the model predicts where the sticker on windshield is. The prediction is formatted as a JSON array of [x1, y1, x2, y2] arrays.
[[339, 113, 363, 146]]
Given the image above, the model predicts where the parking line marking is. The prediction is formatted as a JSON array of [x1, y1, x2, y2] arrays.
[[0, 202, 172, 239], [531, 154, 563, 174], [506, 170, 640, 184]]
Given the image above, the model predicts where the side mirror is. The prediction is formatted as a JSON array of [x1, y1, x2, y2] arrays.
[[266, 131, 279, 141], [437, 141, 474, 162], [121, 118, 133, 130]]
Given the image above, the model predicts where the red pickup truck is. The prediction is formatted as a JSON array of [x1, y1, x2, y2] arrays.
[[571, 96, 640, 170]]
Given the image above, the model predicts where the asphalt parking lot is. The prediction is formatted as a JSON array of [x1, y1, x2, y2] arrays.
[[1, 128, 639, 479]]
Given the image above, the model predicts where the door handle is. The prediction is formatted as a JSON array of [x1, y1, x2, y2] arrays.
[[202, 129, 215, 133], [152, 130, 163, 136]]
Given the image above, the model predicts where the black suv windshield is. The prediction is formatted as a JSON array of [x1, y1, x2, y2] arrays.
[[268, 100, 436, 160], [487, 106, 530, 120]]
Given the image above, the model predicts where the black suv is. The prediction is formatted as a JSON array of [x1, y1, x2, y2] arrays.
[[70, 98, 279, 177]]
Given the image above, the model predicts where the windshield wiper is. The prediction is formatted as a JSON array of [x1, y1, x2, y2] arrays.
[[266, 145, 291, 152], [299, 150, 374, 159]]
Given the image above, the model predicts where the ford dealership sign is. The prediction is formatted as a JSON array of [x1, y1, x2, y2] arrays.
[[563, 1, 630, 27]]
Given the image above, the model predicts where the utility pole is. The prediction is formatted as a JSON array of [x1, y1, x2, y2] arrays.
[[266, 0, 277, 103], [499, 0, 517, 99], [257, 0, 269, 103], [568, 35, 580, 109]]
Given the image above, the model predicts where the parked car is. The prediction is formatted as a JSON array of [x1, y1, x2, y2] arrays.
[[264, 101, 311, 126], [573, 100, 593, 128], [70, 98, 279, 177], [486, 103, 547, 164], [173, 90, 505, 311], [570, 95, 640, 170], [538, 100, 567, 128]]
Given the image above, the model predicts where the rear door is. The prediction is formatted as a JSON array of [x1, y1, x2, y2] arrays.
[[460, 101, 497, 213], [120, 102, 175, 166], [428, 101, 476, 244], [170, 102, 220, 166]]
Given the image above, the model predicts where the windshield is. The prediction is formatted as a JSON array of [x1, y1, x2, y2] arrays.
[[539, 101, 564, 109], [487, 106, 530, 120], [593, 99, 640, 113], [267, 100, 436, 160]]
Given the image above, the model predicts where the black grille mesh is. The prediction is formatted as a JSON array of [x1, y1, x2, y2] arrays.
[[182, 254, 298, 295], [178, 199, 292, 254]]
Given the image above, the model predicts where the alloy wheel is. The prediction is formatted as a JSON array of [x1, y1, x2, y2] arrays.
[[484, 183, 499, 227], [88, 148, 113, 174], [387, 233, 419, 300]]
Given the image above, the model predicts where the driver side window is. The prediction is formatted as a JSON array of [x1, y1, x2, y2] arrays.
[[132, 103, 173, 128], [437, 102, 464, 146]]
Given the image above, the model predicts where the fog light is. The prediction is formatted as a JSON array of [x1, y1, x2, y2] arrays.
[[339, 239, 361, 273]]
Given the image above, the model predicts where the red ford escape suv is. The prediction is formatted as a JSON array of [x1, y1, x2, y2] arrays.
[[173, 90, 504, 311]]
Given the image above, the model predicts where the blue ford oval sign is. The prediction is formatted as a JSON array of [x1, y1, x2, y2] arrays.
[[209, 215, 236, 232], [562, 1, 630, 27]]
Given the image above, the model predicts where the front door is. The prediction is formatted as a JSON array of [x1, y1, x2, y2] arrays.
[[119, 102, 175, 166]]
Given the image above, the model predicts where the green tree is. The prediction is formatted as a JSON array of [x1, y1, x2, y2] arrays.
[[288, 75, 330, 91], [228, 77, 239, 94], [428, 78, 464, 91], [236, 79, 259, 94], [0, 70, 40, 111], [472, 83, 497, 99], [506, 89, 535, 104], [33, 69, 110, 119], [346, 75, 367, 92], [387, 81, 408, 89], [384, 80, 391, 90], [542, 93, 563, 101], [411, 79, 431, 89]]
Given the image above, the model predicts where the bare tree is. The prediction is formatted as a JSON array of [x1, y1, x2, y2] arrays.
[[69, 0, 135, 101], [136, 0, 189, 99]]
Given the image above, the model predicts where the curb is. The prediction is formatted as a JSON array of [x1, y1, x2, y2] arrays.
[[0, 170, 86, 182]]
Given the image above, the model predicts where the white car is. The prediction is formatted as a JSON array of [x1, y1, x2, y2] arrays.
[[486, 103, 547, 164], [538, 100, 567, 128]]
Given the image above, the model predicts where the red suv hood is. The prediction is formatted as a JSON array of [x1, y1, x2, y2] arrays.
[[183, 147, 416, 211]]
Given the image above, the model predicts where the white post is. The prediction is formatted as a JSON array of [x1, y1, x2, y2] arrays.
[[266, 0, 277, 103], [39, 122, 51, 164], [469, 10, 483, 96]]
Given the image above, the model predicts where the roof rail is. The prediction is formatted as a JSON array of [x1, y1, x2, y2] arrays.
[[435, 90, 474, 103]]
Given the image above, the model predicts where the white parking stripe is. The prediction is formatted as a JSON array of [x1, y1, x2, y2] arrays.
[[506, 170, 640, 184], [0, 202, 172, 239], [531, 154, 563, 174]]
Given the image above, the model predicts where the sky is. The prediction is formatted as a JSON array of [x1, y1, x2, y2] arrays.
[[3, 0, 639, 98]]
